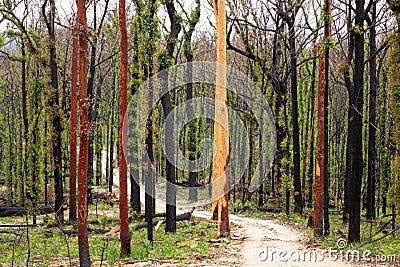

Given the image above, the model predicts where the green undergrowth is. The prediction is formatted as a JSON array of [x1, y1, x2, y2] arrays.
[[0, 212, 220, 266]]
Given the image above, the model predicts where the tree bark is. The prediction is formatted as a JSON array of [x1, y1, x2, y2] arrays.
[[118, 0, 131, 257], [161, 0, 182, 233], [42, 0, 63, 221], [211, 0, 230, 237], [366, 3, 377, 220], [347, 0, 365, 243], [69, 22, 79, 223], [314, 48, 326, 237], [76, 0, 91, 264], [323, 0, 332, 237], [288, 16, 303, 214]]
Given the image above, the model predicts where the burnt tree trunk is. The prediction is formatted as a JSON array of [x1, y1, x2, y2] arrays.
[[288, 12, 303, 214], [76, 0, 91, 264], [69, 23, 79, 223], [118, 0, 131, 257], [366, 3, 377, 221], [42, 0, 63, 221], [343, 0, 354, 224], [347, 0, 365, 243]]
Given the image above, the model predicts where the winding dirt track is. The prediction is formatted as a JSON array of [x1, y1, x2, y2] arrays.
[[192, 210, 359, 267], [105, 155, 379, 267]]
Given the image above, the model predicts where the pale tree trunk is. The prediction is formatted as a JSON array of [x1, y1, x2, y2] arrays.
[[211, 0, 230, 237]]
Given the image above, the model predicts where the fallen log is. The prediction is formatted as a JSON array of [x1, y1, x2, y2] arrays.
[[0, 206, 57, 217], [138, 213, 166, 219], [61, 228, 110, 235], [256, 207, 283, 213], [134, 210, 193, 230], [0, 224, 37, 228]]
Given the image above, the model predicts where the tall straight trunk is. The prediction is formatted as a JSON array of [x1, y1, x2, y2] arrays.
[[323, 0, 332, 236], [366, 3, 377, 220], [161, 0, 182, 233], [118, 0, 131, 257], [86, 3, 97, 205], [288, 16, 303, 214], [145, 78, 155, 243], [343, 0, 354, 224], [44, 121, 48, 206], [95, 116, 102, 186], [348, 0, 365, 243], [6, 99, 14, 203], [21, 41, 28, 206], [314, 49, 326, 237], [129, 37, 141, 213], [307, 53, 317, 207], [108, 64, 117, 193], [21, 40, 31, 219], [183, 0, 200, 204], [69, 23, 79, 223], [76, 0, 91, 264], [211, 0, 230, 237], [42, 0, 63, 220]]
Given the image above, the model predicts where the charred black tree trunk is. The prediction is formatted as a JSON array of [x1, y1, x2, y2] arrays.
[[42, 0, 63, 221], [343, 0, 354, 224], [347, 0, 365, 243], [161, 0, 182, 233]]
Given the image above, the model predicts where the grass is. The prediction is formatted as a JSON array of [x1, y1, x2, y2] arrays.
[[0, 211, 220, 266]]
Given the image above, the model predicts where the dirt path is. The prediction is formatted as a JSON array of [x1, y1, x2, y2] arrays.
[[105, 155, 375, 267], [192, 211, 364, 267]]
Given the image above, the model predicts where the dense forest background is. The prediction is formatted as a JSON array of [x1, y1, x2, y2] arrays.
[[0, 0, 400, 261]]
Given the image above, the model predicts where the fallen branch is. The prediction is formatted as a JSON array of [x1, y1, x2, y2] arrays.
[[0, 206, 58, 217], [62, 228, 110, 235], [0, 224, 37, 228], [138, 213, 166, 219], [133, 211, 193, 230], [256, 207, 283, 213], [360, 226, 400, 248], [46, 228, 111, 236]]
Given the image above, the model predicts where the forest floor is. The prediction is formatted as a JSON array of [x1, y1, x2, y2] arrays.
[[190, 210, 375, 267], [112, 173, 390, 266]]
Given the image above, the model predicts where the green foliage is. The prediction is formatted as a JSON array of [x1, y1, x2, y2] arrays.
[[389, 34, 400, 143], [0, 33, 4, 48], [353, 24, 364, 35], [388, 32, 400, 208], [0, 215, 219, 265]]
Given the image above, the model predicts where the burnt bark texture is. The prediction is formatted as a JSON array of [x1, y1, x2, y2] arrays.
[[347, 0, 365, 243], [42, 0, 63, 221], [69, 23, 79, 223], [118, 0, 131, 257], [76, 0, 91, 264], [159, 0, 182, 233]]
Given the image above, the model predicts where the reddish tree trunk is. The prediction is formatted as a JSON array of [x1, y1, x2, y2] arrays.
[[118, 0, 131, 257], [314, 51, 326, 237], [69, 23, 78, 224], [314, 0, 331, 237], [76, 0, 91, 265]]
